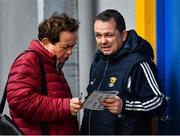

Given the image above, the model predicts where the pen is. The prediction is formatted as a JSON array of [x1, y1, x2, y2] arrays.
[[79, 92, 83, 99]]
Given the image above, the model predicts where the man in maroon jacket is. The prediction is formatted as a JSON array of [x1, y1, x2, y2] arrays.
[[6, 12, 82, 135]]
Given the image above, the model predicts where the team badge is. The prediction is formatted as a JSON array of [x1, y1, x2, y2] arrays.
[[109, 77, 117, 87]]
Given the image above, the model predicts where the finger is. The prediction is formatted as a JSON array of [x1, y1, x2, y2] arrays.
[[103, 103, 118, 109], [72, 108, 78, 113], [71, 97, 81, 103], [105, 106, 114, 110], [71, 111, 78, 116], [102, 101, 113, 107], [104, 97, 117, 103], [105, 96, 121, 103], [106, 107, 116, 114], [103, 98, 114, 103], [106, 106, 120, 114], [106, 96, 116, 99], [70, 107, 80, 116], [71, 103, 81, 109]]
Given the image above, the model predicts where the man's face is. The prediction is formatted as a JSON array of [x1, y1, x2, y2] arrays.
[[50, 31, 77, 63], [94, 18, 126, 56]]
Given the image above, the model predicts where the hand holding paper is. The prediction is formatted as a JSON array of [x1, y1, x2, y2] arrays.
[[102, 95, 123, 114], [83, 90, 119, 110], [70, 98, 83, 116]]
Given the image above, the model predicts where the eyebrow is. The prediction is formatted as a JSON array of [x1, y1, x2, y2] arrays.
[[62, 43, 76, 47], [95, 32, 115, 34]]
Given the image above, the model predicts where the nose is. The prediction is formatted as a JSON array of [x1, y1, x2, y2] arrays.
[[66, 47, 73, 55], [100, 37, 108, 44]]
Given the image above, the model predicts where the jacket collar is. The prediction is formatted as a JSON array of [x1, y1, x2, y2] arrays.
[[28, 39, 57, 64]]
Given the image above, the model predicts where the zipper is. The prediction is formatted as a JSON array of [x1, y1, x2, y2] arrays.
[[88, 57, 109, 135]]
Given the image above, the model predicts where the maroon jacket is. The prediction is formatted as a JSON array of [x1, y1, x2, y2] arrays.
[[6, 40, 79, 135]]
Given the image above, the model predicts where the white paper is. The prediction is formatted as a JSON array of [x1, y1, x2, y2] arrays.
[[83, 90, 119, 110]]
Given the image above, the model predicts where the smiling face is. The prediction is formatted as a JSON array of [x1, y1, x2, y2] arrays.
[[94, 18, 127, 56], [46, 31, 77, 63]]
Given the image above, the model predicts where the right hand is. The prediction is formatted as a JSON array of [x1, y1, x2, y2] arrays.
[[102, 96, 123, 114], [70, 98, 83, 116]]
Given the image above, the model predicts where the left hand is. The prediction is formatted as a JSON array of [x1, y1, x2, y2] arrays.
[[102, 96, 123, 114], [70, 98, 83, 116]]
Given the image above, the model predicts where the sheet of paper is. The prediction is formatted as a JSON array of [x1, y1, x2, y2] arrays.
[[83, 90, 119, 110]]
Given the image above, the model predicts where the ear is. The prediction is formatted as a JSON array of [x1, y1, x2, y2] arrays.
[[41, 38, 50, 48], [122, 31, 128, 42]]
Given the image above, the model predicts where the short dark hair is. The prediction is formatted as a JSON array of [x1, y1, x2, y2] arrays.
[[38, 12, 79, 44], [95, 9, 126, 32]]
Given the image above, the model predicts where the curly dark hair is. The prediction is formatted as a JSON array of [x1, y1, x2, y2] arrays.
[[38, 12, 79, 44]]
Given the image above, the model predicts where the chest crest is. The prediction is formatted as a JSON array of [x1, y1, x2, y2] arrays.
[[108, 77, 117, 87]]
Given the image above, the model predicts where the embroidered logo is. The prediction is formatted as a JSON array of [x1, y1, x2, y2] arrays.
[[109, 77, 117, 87]]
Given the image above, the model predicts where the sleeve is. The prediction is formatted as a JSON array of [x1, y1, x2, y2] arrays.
[[121, 61, 167, 117], [6, 52, 73, 122]]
